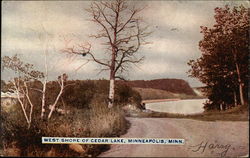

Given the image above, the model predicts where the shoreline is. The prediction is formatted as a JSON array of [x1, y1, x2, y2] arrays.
[[142, 98, 181, 104]]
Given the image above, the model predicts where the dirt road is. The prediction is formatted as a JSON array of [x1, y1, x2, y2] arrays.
[[99, 117, 249, 157]]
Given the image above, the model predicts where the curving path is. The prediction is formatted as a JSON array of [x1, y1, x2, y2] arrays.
[[99, 117, 249, 157]]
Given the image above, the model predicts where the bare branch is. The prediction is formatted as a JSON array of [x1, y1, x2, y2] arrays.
[[30, 88, 43, 93], [100, 1, 117, 13], [88, 3, 114, 46], [114, 50, 126, 73], [87, 52, 111, 68], [74, 60, 90, 72], [96, 67, 110, 76], [117, 10, 136, 33], [115, 76, 126, 80], [62, 42, 111, 68], [94, 2, 115, 30], [122, 57, 145, 64]]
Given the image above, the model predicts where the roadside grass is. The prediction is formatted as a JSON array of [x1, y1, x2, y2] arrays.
[[130, 105, 249, 121], [2, 97, 142, 157], [1, 101, 131, 157]]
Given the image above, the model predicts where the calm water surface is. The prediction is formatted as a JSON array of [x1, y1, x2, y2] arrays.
[[145, 99, 207, 114]]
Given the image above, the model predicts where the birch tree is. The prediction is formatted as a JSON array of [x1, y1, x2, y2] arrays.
[[62, 0, 151, 108], [2, 55, 44, 128], [2, 54, 69, 124], [36, 28, 69, 120]]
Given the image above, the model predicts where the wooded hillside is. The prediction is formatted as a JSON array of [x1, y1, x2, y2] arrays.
[[118, 79, 196, 96]]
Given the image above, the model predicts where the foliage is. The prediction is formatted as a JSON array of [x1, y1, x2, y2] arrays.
[[1, 79, 134, 156], [188, 5, 249, 111], [62, 80, 142, 109], [1, 78, 138, 156], [1, 55, 44, 80], [1, 103, 128, 157], [4, 79, 141, 115], [115, 82, 142, 106], [119, 79, 196, 96], [1, 80, 8, 92]]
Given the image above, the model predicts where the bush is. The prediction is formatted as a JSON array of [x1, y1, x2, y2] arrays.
[[61, 80, 96, 109], [46, 79, 141, 110], [1, 79, 135, 157], [1, 102, 128, 157], [115, 82, 142, 107]]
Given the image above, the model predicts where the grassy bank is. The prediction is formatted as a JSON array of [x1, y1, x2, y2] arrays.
[[1, 80, 139, 157], [130, 105, 249, 121], [1, 101, 131, 157]]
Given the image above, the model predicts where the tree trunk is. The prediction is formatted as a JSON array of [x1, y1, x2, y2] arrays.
[[48, 77, 64, 119], [108, 46, 116, 108], [13, 80, 30, 128], [108, 78, 115, 108], [239, 83, 244, 105], [235, 62, 245, 105], [41, 81, 46, 119], [220, 103, 223, 111], [41, 47, 48, 119], [233, 91, 237, 107]]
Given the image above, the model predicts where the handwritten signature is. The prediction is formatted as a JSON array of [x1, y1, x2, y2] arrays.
[[188, 140, 245, 157]]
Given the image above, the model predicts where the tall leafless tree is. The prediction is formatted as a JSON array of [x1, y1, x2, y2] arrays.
[[36, 28, 71, 120], [62, 0, 151, 108]]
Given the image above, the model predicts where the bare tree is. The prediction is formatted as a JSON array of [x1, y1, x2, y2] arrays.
[[62, 0, 151, 108], [35, 28, 69, 120], [40, 33, 48, 119]]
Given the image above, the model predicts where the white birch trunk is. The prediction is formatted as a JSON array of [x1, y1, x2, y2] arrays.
[[41, 82, 46, 119], [220, 103, 223, 111], [13, 80, 30, 127], [24, 82, 34, 127], [108, 79, 115, 108], [41, 44, 48, 119], [47, 75, 64, 119]]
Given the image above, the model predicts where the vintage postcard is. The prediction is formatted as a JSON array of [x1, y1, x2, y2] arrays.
[[1, 0, 249, 157]]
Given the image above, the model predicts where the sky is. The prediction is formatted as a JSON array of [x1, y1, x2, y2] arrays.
[[2, 0, 249, 87]]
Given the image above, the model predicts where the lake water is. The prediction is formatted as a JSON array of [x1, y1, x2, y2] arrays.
[[145, 99, 207, 114]]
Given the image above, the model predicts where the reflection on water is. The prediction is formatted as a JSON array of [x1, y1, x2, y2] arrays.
[[145, 99, 207, 114]]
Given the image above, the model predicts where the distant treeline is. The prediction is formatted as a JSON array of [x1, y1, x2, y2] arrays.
[[1, 79, 142, 109], [118, 79, 196, 96]]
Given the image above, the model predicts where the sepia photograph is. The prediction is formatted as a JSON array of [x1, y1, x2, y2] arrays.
[[1, 0, 249, 157]]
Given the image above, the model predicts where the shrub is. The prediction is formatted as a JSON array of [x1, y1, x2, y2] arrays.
[[1, 79, 134, 157], [115, 82, 142, 107], [61, 80, 96, 109]]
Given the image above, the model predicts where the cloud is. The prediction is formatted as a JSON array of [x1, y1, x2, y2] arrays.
[[139, 60, 187, 75], [3, 1, 248, 87]]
